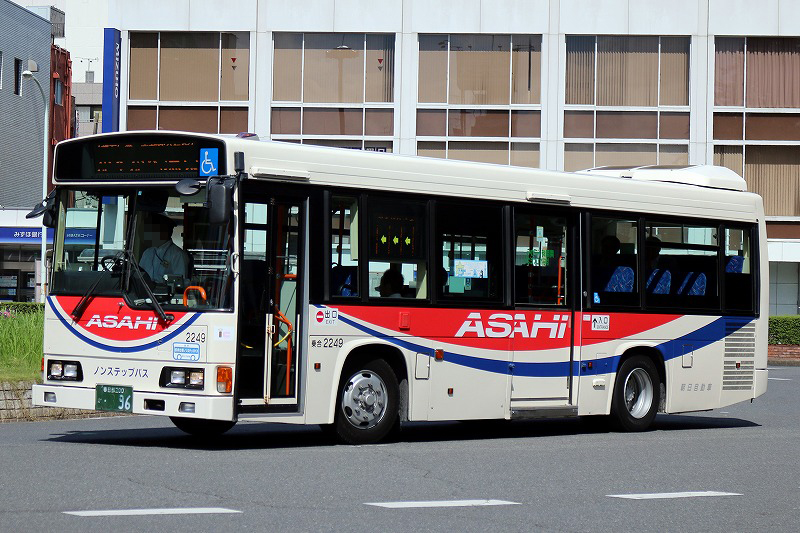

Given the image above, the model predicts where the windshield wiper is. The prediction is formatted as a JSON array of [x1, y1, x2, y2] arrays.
[[123, 249, 173, 324], [70, 274, 106, 321]]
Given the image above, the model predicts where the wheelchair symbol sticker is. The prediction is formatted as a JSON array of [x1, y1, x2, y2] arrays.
[[199, 148, 218, 177]]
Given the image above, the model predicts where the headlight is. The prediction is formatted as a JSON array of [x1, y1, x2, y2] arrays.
[[47, 360, 82, 381], [63, 363, 79, 379], [170, 370, 186, 385], [49, 362, 63, 378], [188, 371, 204, 387], [161, 367, 204, 390]]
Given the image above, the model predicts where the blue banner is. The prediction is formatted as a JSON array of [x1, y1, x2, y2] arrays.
[[102, 28, 121, 133], [0, 228, 96, 245]]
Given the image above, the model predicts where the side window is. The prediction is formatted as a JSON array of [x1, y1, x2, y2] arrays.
[[514, 210, 568, 305], [329, 196, 359, 298], [590, 216, 639, 306], [437, 202, 503, 302], [724, 226, 754, 312], [644, 221, 719, 309], [368, 198, 427, 299]]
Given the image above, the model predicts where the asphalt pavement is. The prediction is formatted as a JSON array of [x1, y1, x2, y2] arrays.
[[1, 366, 798, 532]]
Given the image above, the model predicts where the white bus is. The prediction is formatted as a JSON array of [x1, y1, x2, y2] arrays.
[[32, 131, 767, 443]]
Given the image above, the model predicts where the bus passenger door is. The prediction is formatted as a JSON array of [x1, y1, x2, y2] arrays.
[[264, 199, 304, 405], [237, 196, 305, 408], [510, 210, 574, 406]]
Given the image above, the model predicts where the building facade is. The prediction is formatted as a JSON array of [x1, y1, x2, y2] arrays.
[[0, 0, 53, 301], [35, 0, 800, 314]]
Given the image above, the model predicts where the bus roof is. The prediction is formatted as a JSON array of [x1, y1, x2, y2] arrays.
[[56, 131, 763, 223]]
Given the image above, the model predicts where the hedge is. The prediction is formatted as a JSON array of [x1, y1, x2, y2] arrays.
[[0, 302, 45, 315], [768, 315, 800, 345]]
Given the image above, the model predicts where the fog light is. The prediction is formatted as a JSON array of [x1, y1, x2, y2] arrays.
[[49, 362, 63, 378], [188, 370, 204, 387], [170, 370, 186, 385], [44, 392, 56, 403], [179, 402, 196, 413], [63, 363, 79, 379]]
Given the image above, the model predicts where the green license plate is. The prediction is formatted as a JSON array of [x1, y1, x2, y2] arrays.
[[95, 385, 133, 413]]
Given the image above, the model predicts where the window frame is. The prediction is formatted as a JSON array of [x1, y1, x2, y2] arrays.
[[585, 209, 759, 316]]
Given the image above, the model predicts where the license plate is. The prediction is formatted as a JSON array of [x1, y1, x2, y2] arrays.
[[95, 385, 133, 413]]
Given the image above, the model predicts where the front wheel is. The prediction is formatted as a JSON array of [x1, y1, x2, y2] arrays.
[[335, 359, 399, 444], [610, 356, 659, 431], [170, 417, 236, 437]]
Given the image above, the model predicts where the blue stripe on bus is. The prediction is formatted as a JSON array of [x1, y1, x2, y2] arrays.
[[48, 296, 202, 353], [332, 308, 755, 378]]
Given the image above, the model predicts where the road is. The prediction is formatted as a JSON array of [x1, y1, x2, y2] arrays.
[[1, 366, 798, 532]]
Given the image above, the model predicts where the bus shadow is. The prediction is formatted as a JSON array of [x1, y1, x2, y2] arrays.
[[43, 413, 759, 450]]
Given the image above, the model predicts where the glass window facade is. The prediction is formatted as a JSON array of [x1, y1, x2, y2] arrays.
[[564, 35, 690, 171], [416, 34, 542, 167], [714, 37, 800, 216], [271, 33, 395, 151], [127, 31, 250, 134]]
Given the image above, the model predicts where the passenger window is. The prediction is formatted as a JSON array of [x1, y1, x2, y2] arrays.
[[590, 217, 639, 306], [724, 227, 754, 312], [644, 221, 719, 309], [514, 210, 568, 305], [330, 196, 359, 298], [437, 202, 502, 302], [367, 198, 427, 299]]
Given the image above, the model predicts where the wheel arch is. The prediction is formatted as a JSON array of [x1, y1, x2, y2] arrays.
[[326, 340, 409, 424]]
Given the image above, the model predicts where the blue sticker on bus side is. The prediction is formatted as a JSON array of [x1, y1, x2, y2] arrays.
[[173, 342, 201, 361], [199, 148, 219, 177]]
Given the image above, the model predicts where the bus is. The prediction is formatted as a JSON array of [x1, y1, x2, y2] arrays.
[[31, 131, 767, 444]]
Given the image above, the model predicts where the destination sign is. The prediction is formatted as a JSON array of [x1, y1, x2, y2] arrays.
[[54, 134, 226, 182]]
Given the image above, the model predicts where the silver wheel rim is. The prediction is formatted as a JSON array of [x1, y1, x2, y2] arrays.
[[624, 368, 654, 419], [341, 370, 387, 430]]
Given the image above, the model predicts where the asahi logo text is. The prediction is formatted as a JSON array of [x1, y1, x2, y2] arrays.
[[455, 312, 569, 339], [85, 314, 159, 330]]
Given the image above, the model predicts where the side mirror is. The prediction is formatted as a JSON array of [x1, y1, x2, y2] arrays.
[[43, 209, 56, 228], [26, 190, 57, 228], [208, 178, 233, 225], [176, 178, 202, 196]]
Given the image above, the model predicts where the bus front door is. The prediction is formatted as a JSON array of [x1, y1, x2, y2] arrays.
[[238, 196, 305, 408]]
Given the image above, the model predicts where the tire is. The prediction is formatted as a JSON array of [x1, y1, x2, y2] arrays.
[[610, 355, 659, 431], [334, 359, 399, 445], [170, 416, 236, 437]]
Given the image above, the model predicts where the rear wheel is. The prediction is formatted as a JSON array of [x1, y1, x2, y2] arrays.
[[335, 359, 399, 444], [611, 355, 659, 431], [170, 417, 236, 437]]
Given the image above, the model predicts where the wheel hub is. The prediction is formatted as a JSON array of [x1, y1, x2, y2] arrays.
[[341, 370, 387, 429], [624, 367, 654, 419]]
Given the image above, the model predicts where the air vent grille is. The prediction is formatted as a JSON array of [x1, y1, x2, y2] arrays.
[[723, 321, 755, 391]]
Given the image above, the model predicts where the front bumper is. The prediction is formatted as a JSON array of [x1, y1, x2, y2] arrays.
[[32, 384, 235, 421]]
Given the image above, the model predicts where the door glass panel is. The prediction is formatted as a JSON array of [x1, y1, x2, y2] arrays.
[[239, 202, 270, 399], [514, 211, 568, 305], [270, 203, 301, 398]]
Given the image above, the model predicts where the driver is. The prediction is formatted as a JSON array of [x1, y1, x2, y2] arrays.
[[139, 213, 190, 282]]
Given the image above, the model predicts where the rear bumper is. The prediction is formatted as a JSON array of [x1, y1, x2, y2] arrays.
[[32, 384, 235, 421], [753, 368, 768, 399]]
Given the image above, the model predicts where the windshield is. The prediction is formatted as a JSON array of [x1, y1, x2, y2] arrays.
[[50, 187, 233, 311]]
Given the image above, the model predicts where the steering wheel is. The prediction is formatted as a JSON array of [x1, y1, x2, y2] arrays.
[[100, 255, 123, 272]]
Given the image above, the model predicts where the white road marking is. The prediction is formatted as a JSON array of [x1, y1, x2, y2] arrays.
[[768, 377, 792, 381], [64, 507, 241, 517], [607, 491, 741, 500], [365, 499, 520, 509]]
